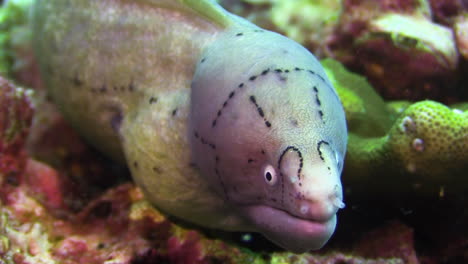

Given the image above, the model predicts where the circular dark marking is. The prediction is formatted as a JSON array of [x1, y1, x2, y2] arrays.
[[294, 67, 302, 71], [261, 149, 266, 155], [100, 85, 107, 93], [261, 69, 270, 75], [285, 69, 290, 73], [128, 81, 135, 91], [149, 97, 158, 104], [275, 69, 283, 73], [249, 75, 257, 81], [291, 119, 299, 127], [265, 121, 271, 127], [153, 167, 162, 173], [238, 83, 244, 88], [229, 91, 235, 98], [172, 108, 178, 116], [247, 158, 254, 163], [236, 33, 243, 36], [318, 110, 324, 120], [201, 58, 206, 63], [133, 161, 138, 168]]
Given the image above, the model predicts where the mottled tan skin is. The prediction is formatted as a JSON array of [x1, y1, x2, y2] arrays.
[[33, 0, 347, 253], [33, 0, 247, 229]]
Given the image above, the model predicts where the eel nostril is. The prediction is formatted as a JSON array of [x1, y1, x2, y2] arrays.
[[332, 196, 346, 209]]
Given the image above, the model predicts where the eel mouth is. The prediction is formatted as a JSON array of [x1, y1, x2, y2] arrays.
[[238, 204, 336, 253]]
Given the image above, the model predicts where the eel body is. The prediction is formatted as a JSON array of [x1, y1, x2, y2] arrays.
[[32, 0, 348, 253]]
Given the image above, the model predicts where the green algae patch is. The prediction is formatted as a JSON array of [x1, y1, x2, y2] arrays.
[[322, 58, 393, 137], [0, 0, 33, 77]]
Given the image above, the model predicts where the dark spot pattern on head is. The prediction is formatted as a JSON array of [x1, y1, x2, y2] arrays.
[[317, 140, 330, 161], [209, 66, 335, 130], [193, 129, 227, 199]]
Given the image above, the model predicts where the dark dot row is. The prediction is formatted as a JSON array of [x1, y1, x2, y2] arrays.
[[194, 131, 216, 150], [211, 65, 331, 130], [313, 86, 325, 122], [214, 155, 229, 200], [249, 95, 272, 128], [235, 29, 264, 38]]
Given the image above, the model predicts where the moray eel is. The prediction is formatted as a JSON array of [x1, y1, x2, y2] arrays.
[[32, 0, 347, 253]]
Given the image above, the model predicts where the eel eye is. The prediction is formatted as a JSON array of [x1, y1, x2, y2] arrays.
[[263, 164, 277, 186]]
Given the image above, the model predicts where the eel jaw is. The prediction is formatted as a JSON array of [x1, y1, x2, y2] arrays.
[[239, 204, 337, 253]]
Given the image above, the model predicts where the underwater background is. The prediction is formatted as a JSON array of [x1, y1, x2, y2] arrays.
[[0, 0, 467, 263]]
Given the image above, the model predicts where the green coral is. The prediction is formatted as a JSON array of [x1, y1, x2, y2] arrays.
[[322, 59, 468, 197]]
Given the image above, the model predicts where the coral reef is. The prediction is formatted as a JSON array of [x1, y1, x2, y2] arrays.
[[0, 77, 419, 263], [0, 0, 467, 263]]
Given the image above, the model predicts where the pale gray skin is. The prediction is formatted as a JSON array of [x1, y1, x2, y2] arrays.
[[32, 0, 347, 253]]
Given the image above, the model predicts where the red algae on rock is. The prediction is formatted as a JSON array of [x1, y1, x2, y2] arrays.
[[0, 76, 33, 201]]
